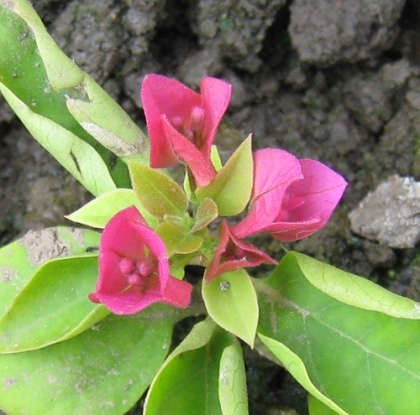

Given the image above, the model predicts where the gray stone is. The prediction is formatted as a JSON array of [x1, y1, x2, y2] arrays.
[[349, 176, 420, 249], [289, 0, 406, 66], [343, 74, 394, 134], [191, 0, 287, 72]]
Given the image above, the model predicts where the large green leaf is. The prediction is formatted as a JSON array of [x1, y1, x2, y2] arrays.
[[202, 269, 259, 348], [0, 227, 100, 321], [0, 256, 110, 353], [0, 307, 175, 415], [256, 252, 420, 415], [0, 2, 146, 191], [129, 161, 188, 218], [195, 135, 253, 216], [0, 83, 117, 196], [144, 319, 248, 415]]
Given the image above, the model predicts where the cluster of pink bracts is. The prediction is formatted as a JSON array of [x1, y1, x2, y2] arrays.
[[89, 74, 347, 315]]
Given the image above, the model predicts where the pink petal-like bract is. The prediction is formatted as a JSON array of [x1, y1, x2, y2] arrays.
[[233, 149, 347, 242], [232, 148, 303, 238], [89, 206, 192, 315], [205, 220, 277, 282], [141, 74, 232, 187]]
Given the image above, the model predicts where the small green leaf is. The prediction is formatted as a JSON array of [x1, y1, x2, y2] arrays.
[[155, 223, 203, 256], [0, 83, 117, 196], [0, 256, 110, 353], [196, 135, 253, 216], [192, 198, 219, 232], [0, 227, 100, 322], [219, 342, 249, 415], [256, 252, 420, 415], [202, 269, 259, 347], [66, 188, 158, 229], [0, 307, 175, 415], [129, 161, 188, 218], [144, 319, 247, 415], [211, 145, 223, 171], [163, 213, 192, 232]]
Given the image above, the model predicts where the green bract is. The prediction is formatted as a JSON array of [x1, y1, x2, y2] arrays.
[[129, 161, 189, 218], [195, 135, 253, 216]]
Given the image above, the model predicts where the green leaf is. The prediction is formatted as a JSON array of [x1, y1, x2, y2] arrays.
[[0, 256, 111, 353], [129, 161, 188, 218], [2, 0, 83, 90], [192, 198, 219, 232], [0, 82, 117, 196], [0, 227, 100, 322], [66, 188, 158, 229], [144, 319, 248, 415], [66, 73, 149, 163], [195, 135, 253, 216], [0, 5, 131, 191], [0, 307, 175, 415], [155, 223, 203, 256], [219, 341, 249, 415], [308, 395, 343, 415], [210, 145, 223, 171], [257, 334, 348, 415], [293, 252, 420, 319], [256, 252, 420, 415], [202, 269, 259, 347]]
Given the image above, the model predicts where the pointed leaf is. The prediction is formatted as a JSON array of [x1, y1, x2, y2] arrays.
[[0, 83, 116, 196], [129, 161, 188, 218], [0, 256, 110, 353], [66, 74, 148, 161], [66, 188, 158, 229], [144, 319, 247, 415], [0, 227, 100, 322], [196, 135, 253, 216], [202, 269, 258, 347], [256, 252, 420, 415], [0, 6, 130, 191], [0, 307, 175, 415], [293, 252, 420, 318], [192, 198, 219, 232]]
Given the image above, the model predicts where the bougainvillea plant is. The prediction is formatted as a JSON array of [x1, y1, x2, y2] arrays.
[[0, 2, 419, 415]]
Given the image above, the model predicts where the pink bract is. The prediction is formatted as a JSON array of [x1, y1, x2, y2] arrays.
[[205, 220, 277, 282], [141, 74, 232, 187], [89, 206, 192, 315], [233, 149, 347, 242]]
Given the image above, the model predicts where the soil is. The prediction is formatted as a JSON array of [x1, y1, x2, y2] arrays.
[[1, 1, 420, 414]]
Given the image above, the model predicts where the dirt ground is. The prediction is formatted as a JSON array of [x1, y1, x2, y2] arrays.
[[1, 1, 419, 414]]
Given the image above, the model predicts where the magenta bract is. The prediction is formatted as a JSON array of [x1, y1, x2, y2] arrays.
[[205, 220, 277, 282], [89, 206, 192, 315], [141, 74, 232, 187], [233, 149, 348, 242]]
